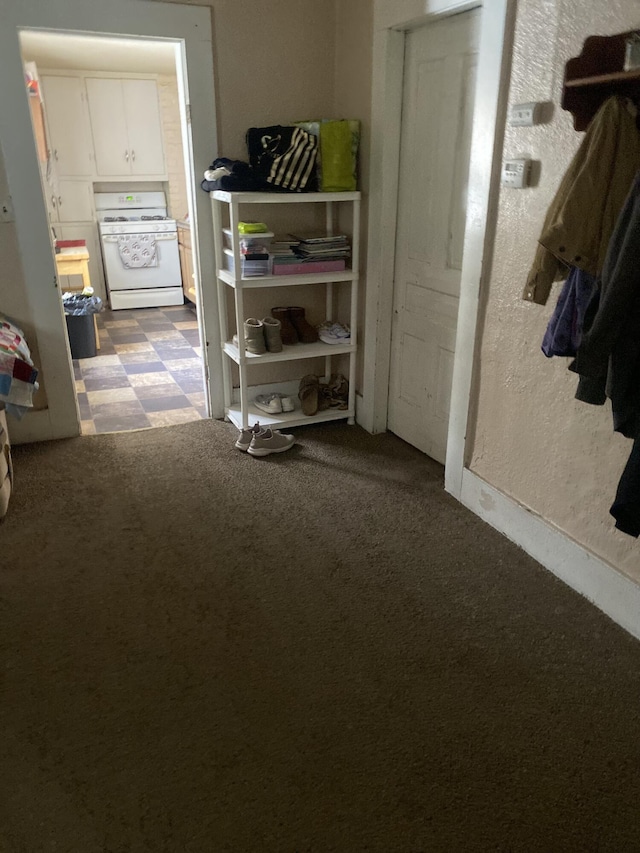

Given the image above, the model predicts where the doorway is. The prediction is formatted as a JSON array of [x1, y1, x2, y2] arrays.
[[387, 9, 480, 464], [20, 30, 207, 434], [0, 0, 222, 445]]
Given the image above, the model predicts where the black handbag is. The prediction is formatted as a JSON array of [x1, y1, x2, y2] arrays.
[[246, 125, 318, 192]]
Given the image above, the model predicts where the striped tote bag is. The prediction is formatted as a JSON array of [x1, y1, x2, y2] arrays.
[[246, 125, 318, 192]]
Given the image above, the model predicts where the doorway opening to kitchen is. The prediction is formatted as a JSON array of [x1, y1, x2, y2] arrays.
[[19, 30, 207, 435]]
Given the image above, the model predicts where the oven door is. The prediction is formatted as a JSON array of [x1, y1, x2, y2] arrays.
[[100, 231, 181, 292]]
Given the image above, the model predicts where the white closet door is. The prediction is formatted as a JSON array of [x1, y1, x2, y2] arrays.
[[86, 78, 130, 177], [387, 10, 480, 464], [123, 79, 166, 176]]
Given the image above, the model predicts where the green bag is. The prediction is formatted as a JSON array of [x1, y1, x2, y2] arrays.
[[320, 120, 359, 192], [295, 119, 360, 192]]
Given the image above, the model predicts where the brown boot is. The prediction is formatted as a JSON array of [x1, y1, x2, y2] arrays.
[[289, 306, 318, 343], [271, 307, 298, 345]]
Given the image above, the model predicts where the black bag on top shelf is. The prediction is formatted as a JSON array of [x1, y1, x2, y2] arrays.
[[246, 125, 318, 192]]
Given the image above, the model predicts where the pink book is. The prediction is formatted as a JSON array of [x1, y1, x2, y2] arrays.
[[272, 259, 346, 276]]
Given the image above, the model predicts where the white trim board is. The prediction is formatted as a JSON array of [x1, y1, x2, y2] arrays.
[[0, 0, 223, 444], [460, 469, 640, 642]]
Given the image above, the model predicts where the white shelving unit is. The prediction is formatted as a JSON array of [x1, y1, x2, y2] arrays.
[[211, 190, 360, 430]]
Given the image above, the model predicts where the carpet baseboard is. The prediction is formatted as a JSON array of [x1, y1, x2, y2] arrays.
[[457, 469, 640, 641]]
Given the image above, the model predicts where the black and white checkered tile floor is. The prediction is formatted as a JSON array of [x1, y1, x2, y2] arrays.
[[73, 304, 206, 435]]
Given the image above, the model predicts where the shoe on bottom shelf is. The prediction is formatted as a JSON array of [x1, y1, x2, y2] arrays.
[[248, 428, 295, 457], [254, 393, 296, 414], [235, 422, 264, 451]]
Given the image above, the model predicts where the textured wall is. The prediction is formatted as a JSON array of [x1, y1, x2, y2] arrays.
[[470, 0, 640, 578]]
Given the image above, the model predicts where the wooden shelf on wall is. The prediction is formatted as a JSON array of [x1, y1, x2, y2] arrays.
[[562, 30, 640, 130]]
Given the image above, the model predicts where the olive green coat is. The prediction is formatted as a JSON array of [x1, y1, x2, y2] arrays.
[[524, 97, 640, 306]]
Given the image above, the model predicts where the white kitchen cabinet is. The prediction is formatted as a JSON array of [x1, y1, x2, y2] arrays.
[[86, 77, 166, 179], [55, 180, 94, 223], [44, 179, 93, 225], [124, 79, 167, 177], [211, 190, 360, 430], [40, 75, 94, 177]]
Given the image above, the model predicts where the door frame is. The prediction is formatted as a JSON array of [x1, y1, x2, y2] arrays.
[[360, 0, 515, 500], [0, 0, 224, 443]]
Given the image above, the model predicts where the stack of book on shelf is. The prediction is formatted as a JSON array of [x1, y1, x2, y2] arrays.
[[271, 233, 351, 276], [271, 236, 300, 264]]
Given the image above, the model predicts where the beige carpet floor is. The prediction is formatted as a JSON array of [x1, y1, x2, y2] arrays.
[[2, 419, 640, 852]]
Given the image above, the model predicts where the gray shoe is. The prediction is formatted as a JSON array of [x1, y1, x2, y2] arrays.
[[247, 428, 295, 457], [235, 422, 264, 451], [262, 316, 283, 352], [244, 318, 266, 354]]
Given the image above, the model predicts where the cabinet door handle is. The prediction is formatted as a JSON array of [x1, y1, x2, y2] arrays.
[[131, 149, 136, 162], [51, 195, 57, 209], [125, 150, 129, 161], [58, 196, 63, 206], [53, 149, 58, 161]]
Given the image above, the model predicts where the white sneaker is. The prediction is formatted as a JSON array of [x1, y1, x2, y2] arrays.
[[254, 393, 296, 414], [255, 393, 282, 414], [318, 321, 350, 345], [247, 428, 295, 456]]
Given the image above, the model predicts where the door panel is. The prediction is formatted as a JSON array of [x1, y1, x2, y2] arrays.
[[124, 79, 166, 176], [388, 10, 480, 464], [56, 180, 93, 223], [86, 78, 130, 177], [40, 76, 93, 177]]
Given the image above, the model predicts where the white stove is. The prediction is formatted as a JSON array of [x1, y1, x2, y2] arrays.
[[95, 191, 183, 310]]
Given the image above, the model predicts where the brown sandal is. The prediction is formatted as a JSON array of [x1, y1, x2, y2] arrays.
[[298, 374, 319, 415]]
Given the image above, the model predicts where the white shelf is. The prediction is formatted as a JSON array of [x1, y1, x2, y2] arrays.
[[211, 190, 360, 204], [212, 190, 360, 430], [223, 340, 355, 364], [226, 402, 353, 430], [218, 269, 357, 289]]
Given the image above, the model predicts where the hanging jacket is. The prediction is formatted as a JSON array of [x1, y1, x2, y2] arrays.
[[524, 97, 640, 306], [570, 170, 640, 440], [610, 436, 640, 538]]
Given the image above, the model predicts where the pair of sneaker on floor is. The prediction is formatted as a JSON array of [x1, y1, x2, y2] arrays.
[[235, 422, 295, 456]]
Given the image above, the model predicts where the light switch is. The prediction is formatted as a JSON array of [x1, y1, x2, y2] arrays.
[[509, 102, 540, 127]]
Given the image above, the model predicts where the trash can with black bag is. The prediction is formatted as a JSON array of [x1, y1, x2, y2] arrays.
[[62, 292, 103, 359]]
